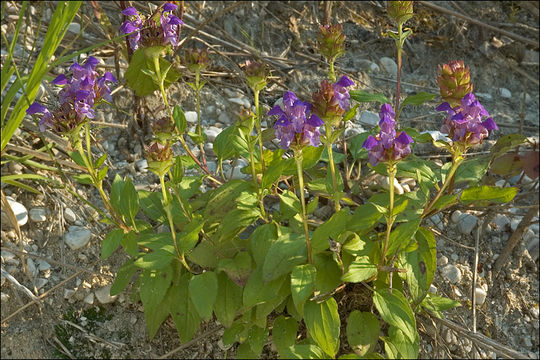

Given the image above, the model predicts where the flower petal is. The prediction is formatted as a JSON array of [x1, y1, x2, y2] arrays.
[[335, 75, 354, 88], [122, 7, 138, 16], [26, 102, 47, 115], [52, 74, 68, 85], [163, 3, 177, 11]]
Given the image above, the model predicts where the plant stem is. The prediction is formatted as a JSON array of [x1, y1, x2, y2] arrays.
[[395, 23, 403, 123], [422, 156, 463, 218], [328, 57, 336, 83], [160, 174, 190, 272], [380, 165, 396, 265], [248, 136, 267, 221], [254, 89, 265, 172], [325, 124, 341, 211], [152, 56, 222, 185], [195, 69, 206, 166], [295, 149, 313, 264]]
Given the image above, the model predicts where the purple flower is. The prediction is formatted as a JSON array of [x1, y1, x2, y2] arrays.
[[160, 8, 183, 48], [362, 103, 414, 166], [269, 91, 324, 149], [332, 75, 355, 110], [437, 92, 497, 146], [121, 6, 143, 51]]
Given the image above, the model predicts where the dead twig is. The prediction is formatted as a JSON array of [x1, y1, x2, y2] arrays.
[[158, 326, 223, 359], [422, 312, 530, 359], [418, 1, 539, 48], [493, 202, 539, 277]]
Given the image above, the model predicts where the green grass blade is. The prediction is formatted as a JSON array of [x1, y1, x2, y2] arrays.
[[1, 179, 42, 195], [1, 1, 82, 152], [0, 2, 27, 92]]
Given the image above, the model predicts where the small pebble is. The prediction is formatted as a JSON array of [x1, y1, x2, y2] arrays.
[[64, 226, 92, 250], [95, 285, 117, 304], [451, 210, 462, 224], [84, 292, 95, 305], [64, 207, 77, 223], [218, 112, 231, 124], [204, 126, 222, 142], [437, 255, 448, 267], [37, 260, 51, 271], [27, 258, 38, 277], [35, 278, 48, 290], [135, 159, 148, 172], [29, 207, 48, 222], [67, 22, 81, 34], [379, 57, 398, 77], [1, 197, 28, 227], [492, 214, 510, 231], [429, 284, 437, 293], [474, 286, 487, 305], [441, 264, 462, 283], [358, 110, 379, 127], [498, 87, 512, 99], [184, 111, 198, 124], [313, 205, 333, 221], [458, 213, 478, 235]]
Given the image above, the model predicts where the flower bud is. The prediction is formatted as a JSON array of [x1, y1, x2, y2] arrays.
[[437, 60, 473, 108], [387, 1, 414, 26], [146, 141, 174, 177], [242, 60, 269, 93], [317, 24, 346, 61], [312, 80, 343, 127], [185, 48, 210, 73], [152, 117, 174, 142]]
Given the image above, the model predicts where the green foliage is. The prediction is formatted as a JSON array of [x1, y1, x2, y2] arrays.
[[346, 311, 380, 356], [304, 298, 341, 358]]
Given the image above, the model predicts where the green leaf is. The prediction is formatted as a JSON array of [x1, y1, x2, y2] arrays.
[[236, 341, 259, 359], [279, 190, 302, 217], [490, 134, 527, 159], [383, 326, 419, 359], [261, 158, 284, 190], [120, 176, 139, 224], [121, 231, 139, 257], [73, 174, 93, 185], [421, 293, 461, 318], [168, 273, 201, 343], [97, 166, 109, 181], [431, 194, 457, 212], [213, 125, 238, 161], [387, 218, 421, 255], [189, 271, 218, 321], [249, 223, 278, 267], [400, 92, 436, 107], [342, 256, 377, 283], [134, 249, 174, 270], [312, 209, 351, 254], [214, 272, 243, 327], [454, 156, 490, 185], [313, 253, 342, 294], [304, 298, 340, 358], [139, 266, 173, 313], [230, 127, 251, 159], [460, 185, 518, 205], [138, 190, 167, 222], [343, 104, 359, 122], [346, 311, 380, 356], [110, 259, 137, 296], [94, 153, 107, 169], [218, 252, 253, 287], [124, 48, 181, 96], [110, 174, 125, 217], [291, 264, 317, 315], [348, 203, 382, 233], [263, 233, 307, 282], [399, 227, 436, 306], [248, 326, 267, 355], [373, 289, 416, 344], [243, 266, 287, 309], [350, 90, 390, 104], [272, 316, 299, 357], [171, 155, 184, 185], [349, 132, 370, 161], [285, 345, 327, 359], [179, 217, 204, 252], [341, 233, 373, 257]]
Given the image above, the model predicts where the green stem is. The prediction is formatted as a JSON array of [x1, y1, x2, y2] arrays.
[[248, 137, 267, 220], [195, 70, 206, 166], [422, 155, 463, 218], [380, 165, 396, 266], [254, 89, 265, 172], [160, 174, 191, 272], [152, 56, 222, 185], [325, 125, 340, 212], [329, 57, 336, 83], [395, 23, 403, 123], [295, 149, 313, 264]]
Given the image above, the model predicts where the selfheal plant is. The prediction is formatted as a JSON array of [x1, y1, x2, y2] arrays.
[[312, 75, 355, 126], [269, 91, 324, 149], [362, 103, 414, 167], [437, 60, 474, 108]]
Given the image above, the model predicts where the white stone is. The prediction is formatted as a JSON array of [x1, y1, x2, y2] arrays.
[[135, 159, 148, 172], [37, 260, 51, 271], [429, 284, 437, 293], [379, 57, 398, 77], [344, 124, 365, 137], [64, 207, 77, 223], [375, 174, 404, 194], [437, 255, 448, 267], [401, 183, 411, 193], [359, 110, 379, 127], [35, 278, 48, 290], [67, 22, 81, 34], [498, 87, 512, 99], [231, 165, 249, 180], [29, 207, 48, 222], [204, 126, 222, 142], [475, 92, 493, 101], [510, 218, 521, 231], [421, 130, 451, 142], [427, 213, 444, 231], [458, 213, 478, 235], [494, 179, 507, 188], [64, 226, 92, 250], [1, 197, 28, 226], [474, 286, 487, 305], [83, 292, 95, 305], [492, 214, 510, 231], [95, 285, 117, 304], [451, 210, 462, 223], [441, 264, 462, 283], [27, 258, 38, 277], [184, 111, 198, 124], [218, 112, 231, 124], [228, 97, 247, 107]]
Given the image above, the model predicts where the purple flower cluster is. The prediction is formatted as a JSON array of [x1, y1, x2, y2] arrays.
[[436, 92, 498, 146], [362, 103, 414, 166], [268, 91, 324, 149], [26, 56, 116, 133], [120, 3, 183, 51], [333, 75, 355, 110]]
